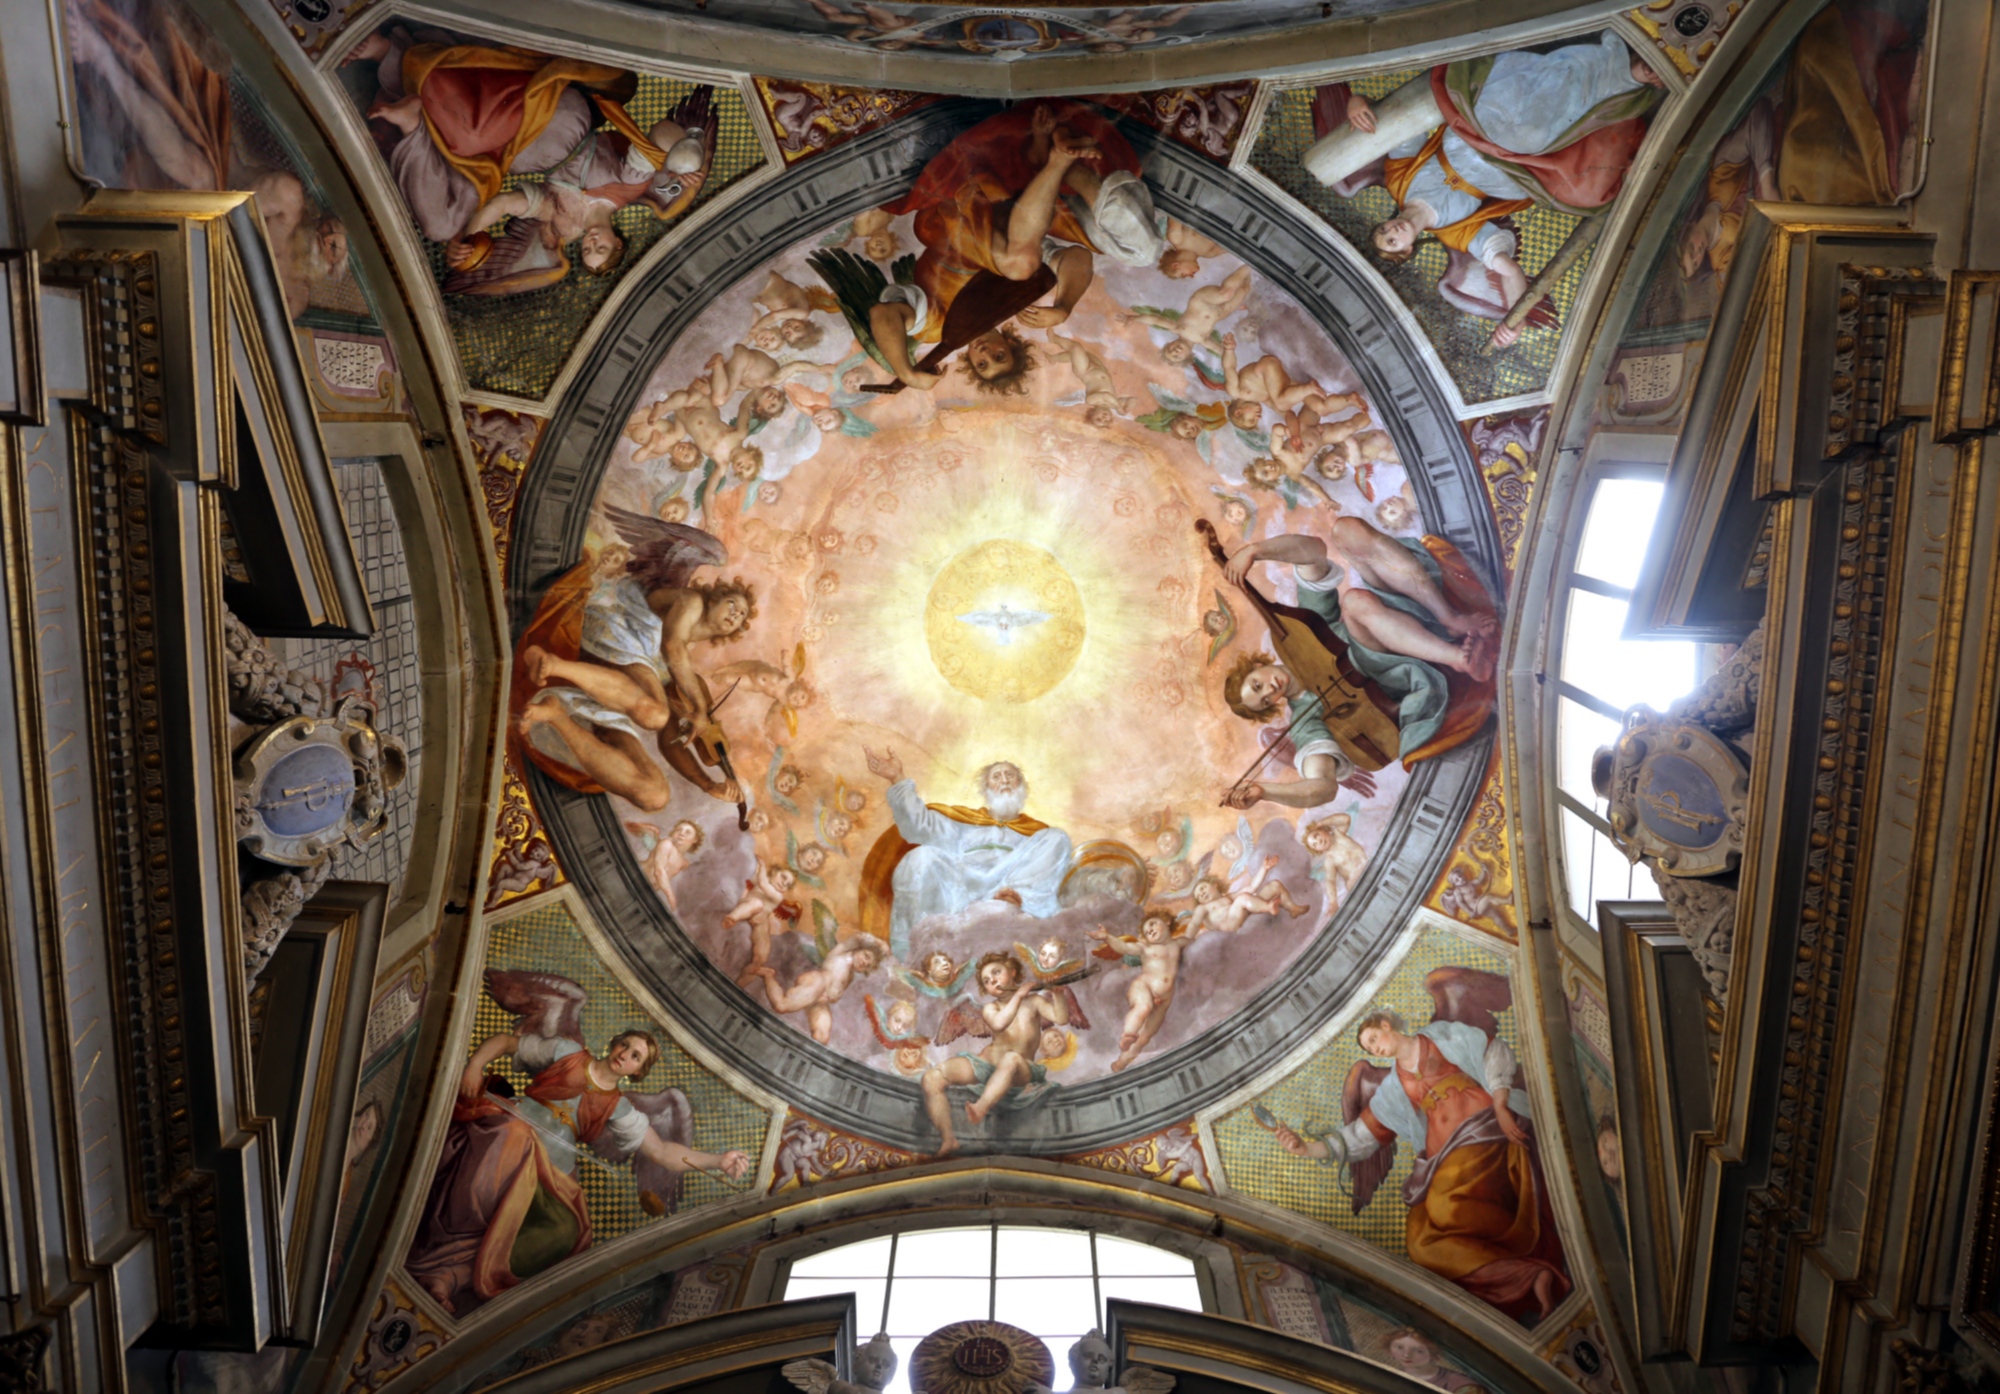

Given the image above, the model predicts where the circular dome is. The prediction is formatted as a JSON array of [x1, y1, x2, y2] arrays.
[[512, 105, 1497, 1151]]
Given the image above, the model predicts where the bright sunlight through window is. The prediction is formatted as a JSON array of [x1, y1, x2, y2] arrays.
[[1551, 473, 1706, 928], [783, 1227, 1203, 1394]]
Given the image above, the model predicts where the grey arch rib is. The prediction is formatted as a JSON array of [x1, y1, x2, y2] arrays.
[[511, 101, 1496, 1153]]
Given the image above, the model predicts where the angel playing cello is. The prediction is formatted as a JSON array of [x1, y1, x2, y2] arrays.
[[405, 969, 751, 1316], [1260, 967, 1569, 1323], [514, 510, 754, 814]]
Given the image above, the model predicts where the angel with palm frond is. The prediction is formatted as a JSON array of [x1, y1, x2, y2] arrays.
[[406, 968, 751, 1316], [1260, 967, 1570, 1323]]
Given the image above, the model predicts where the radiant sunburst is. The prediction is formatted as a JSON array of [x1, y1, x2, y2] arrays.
[[925, 540, 1084, 703]]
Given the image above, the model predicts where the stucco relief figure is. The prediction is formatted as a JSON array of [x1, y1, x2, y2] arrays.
[[514, 512, 753, 811], [784, 1333, 899, 1394], [406, 969, 750, 1315], [1306, 32, 1663, 343], [1263, 968, 1570, 1324], [1217, 521, 1498, 800], [342, 25, 715, 295], [1027, 1331, 1176, 1394], [858, 750, 1075, 960]]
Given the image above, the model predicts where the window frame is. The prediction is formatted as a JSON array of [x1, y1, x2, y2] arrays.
[[1539, 445, 1681, 943]]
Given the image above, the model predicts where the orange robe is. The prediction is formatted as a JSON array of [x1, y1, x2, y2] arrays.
[[1356, 1038, 1570, 1321]]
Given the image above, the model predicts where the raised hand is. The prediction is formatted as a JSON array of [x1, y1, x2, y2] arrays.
[[863, 745, 904, 783]]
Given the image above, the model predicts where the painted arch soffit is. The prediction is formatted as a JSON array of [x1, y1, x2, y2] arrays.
[[288, 0, 1647, 91], [509, 103, 1501, 1156]]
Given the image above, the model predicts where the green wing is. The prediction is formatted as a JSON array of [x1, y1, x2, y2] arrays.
[[812, 900, 840, 961], [808, 247, 896, 375]]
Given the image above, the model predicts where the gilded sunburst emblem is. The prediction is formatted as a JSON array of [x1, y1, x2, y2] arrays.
[[911, 1320, 1054, 1394]]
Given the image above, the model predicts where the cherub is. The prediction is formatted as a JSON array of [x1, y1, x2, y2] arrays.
[[715, 644, 815, 740], [924, 951, 1072, 1154], [1185, 857, 1308, 936], [627, 818, 703, 913], [1048, 330, 1136, 427], [1220, 333, 1362, 430], [784, 1333, 899, 1394], [655, 379, 787, 477], [791, 840, 831, 882], [849, 207, 899, 262], [753, 933, 887, 1044], [1438, 859, 1503, 923], [1304, 815, 1368, 914], [726, 861, 800, 987], [1245, 450, 1337, 508], [1012, 940, 1094, 1026], [1159, 217, 1224, 279], [704, 344, 825, 409], [1203, 587, 1238, 663], [626, 399, 703, 471], [893, 949, 977, 1000], [785, 380, 865, 438], [864, 994, 931, 1076], [749, 271, 830, 351], [1118, 266, 1253, 366], [1089, 909, 1187, 1072], [1290, 411, 1400, 502], [817, 805, 855, 853]]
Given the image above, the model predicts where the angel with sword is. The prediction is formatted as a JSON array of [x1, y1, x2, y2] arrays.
[[1258, 967, 1570, 1323], [406, 969, 751, 1316], [516, 510, 753, 811]]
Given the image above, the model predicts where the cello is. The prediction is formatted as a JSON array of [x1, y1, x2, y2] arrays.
[[1196, 518, 1401, 784], [658, 674, 750, 832]]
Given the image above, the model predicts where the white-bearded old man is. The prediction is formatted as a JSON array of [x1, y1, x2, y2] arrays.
[[857, 748, 1074, 961]]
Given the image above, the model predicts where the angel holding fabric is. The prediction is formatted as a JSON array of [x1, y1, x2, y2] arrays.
[[406, 969, 751, 1316], [1261, 967, 1569, 1323]]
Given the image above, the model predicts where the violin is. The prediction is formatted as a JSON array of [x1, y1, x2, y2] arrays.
[[1197, 518, 1398, 776], [660, 673, 750, 831]]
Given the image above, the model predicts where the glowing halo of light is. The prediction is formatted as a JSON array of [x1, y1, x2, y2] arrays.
[[923, 539, 1084, 703]]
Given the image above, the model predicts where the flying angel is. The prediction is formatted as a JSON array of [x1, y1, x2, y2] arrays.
[[1260, 965, 1571, 1322], [957, 603, 1050, 647], [406, 968, 751, 1313]]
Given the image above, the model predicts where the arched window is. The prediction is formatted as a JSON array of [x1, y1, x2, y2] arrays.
[[1546, 462, 1710, 931], [781, 1226, 1203, 1394]]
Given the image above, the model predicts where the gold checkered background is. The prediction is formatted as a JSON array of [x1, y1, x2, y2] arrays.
[[1253, 79, 1594, 405], [435, 79, 766, 400], [473, 901, 769, 1244], [1211, 928, 1517, 1253]]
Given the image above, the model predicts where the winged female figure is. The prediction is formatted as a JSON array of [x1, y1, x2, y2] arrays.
[[405, 968, 751, 1316], [1261, 967, 1570, 1323]]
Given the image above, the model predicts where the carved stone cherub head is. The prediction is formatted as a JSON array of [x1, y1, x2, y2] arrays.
[[853, 1332, 899, 1393], [1069, 1331, 1115, 1390]]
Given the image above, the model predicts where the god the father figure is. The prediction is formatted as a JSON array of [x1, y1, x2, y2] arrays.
[[861, 749, 1074, 959]]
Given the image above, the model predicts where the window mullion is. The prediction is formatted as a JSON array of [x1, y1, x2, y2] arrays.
[[1556, 787, 1618, 837], [881, 1231, 897, 1336], [1566, 571, 1635, 601], [1555, 678, 1628, 723], [988, 1223, 998, 1321]]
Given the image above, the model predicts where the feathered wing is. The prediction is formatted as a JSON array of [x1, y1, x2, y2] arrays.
[[644, 86, 716, 222], [1054, 985, 1092, 1032], [624, 1085, 694, 1216], [780, 1359, 838, 1394], [1425, 965, 1512, 1041], [808, 247, 895, 374], [624, 819, 661, 852], [599, 506, 728, 593], [933, 994, 992, 1047], [1341, 1058, 1395, 1214], [483, 968, 587, 1045], [864, 994, 926, 1049]]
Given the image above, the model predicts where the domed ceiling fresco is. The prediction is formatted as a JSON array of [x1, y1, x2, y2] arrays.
[[49, 0, 1939, 1386]]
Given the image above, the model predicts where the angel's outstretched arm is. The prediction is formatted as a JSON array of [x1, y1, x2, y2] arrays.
[[639, 1129, 752, 1178]]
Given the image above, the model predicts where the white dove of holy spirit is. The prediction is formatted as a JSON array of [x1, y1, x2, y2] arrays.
[[955, 602, 1050, 647]]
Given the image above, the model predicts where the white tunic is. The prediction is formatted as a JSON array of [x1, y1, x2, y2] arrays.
[[885, 780, 1073, 959]]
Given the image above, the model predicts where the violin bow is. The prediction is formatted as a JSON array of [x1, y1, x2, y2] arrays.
[[1219, 690, 1330, 805]]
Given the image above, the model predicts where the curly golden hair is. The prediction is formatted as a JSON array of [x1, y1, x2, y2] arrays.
[[975, 950, 1025, 992], [1221, 651, 1280, 721], [606, 1029, 660, 1080], [692, 578, 757, 643]]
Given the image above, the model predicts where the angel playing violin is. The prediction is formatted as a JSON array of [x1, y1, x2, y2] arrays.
[[1260, 967, 1570, 1324], [406, 969, 751, 1316], [514, 509, 755, 816]]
